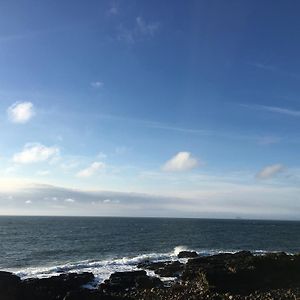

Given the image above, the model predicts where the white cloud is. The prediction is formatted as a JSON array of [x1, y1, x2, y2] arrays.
[[162, 152, 199, 172], [65, 198, 75, 203], [76, 161, 105, 178], [256, 164, 285, 179], [13, 143, 59, 164], [91, 81, 104, 88], [103, 199, 120, 204], [7, 102, 35, 123], [25, 200, 32, 204]]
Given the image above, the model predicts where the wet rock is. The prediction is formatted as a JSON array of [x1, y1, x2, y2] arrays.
[[177, 251, 198, 259], [138, 260, 184, 277]]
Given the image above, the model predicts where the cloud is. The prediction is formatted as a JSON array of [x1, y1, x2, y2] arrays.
[[65, 198, 75, 203], [258, 136, 281, 145], [90, 81, 104, 88], [76, 162, 105, 178], [103, 199, 120, 204], [1, 183, 300, 219], [249, 62, 277, 72], [242, 104, 300, 117], [25, 200, 32, 204], [162, 152, 199, 172], [117, 17, 160, 43], [13, 143, 59, 164], [256, 164, 285, 179], [107, 1, 119, 15], [7, 101, 35, 123], [136, 17, 160, 36]]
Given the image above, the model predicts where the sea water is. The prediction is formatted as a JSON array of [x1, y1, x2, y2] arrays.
[[1, 216, 300, 284]]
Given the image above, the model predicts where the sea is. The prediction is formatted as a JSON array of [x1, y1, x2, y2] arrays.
[[1, 216, 300, 285]]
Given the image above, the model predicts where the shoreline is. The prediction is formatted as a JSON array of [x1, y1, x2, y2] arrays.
[[2, 250, 300, 299]]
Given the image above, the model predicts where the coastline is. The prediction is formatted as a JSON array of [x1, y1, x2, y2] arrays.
[[2, 250, 300, 300]]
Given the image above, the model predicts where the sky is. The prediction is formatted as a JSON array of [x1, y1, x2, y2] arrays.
[[0, 0, 300, 219]]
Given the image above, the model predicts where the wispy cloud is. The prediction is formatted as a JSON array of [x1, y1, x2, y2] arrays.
[[90, 81, 104, 88], [136, 17, 160, 36], [256, 164, 285, 180], [7, 101, 35, 123], [257, 136, 281, 145], [76, 161, 105, 178], [13, 143, 60, 164], [249, 62, 277, 72], [249, 62, 300, 80], [107, 1, 119, 15], [242, 104, 300, 117], [117, 16, 160, 43], [162, 152, 199, 172]]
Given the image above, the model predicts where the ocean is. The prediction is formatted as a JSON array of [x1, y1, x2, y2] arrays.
[[1, 216, 300, 284]]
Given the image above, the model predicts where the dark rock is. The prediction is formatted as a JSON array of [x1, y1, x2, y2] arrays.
[[21, 272, 94, 300], [138, 260, 184, 277], [63, 289, 126, 300], [0, 271, 21, 300], [100, 270, 163, 293], [181, 251, 300, 295], [177, 251, 198, 259]]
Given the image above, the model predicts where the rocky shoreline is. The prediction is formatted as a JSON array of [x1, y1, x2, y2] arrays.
[[2, 250, 300, 299]]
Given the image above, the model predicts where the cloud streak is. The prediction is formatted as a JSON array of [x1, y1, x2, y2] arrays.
[[76, 162, 105, 178], [242, 104, 300, 117], [256, 164, 285, 179]]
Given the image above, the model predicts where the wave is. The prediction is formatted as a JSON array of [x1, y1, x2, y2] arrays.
[[10, 246, 271, 286]]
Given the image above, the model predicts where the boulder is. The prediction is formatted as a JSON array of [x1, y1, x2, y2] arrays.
[[100, 270, 163, 293], [177, 251, 198, 259]]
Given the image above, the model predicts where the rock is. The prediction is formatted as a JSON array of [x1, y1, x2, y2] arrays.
[[0, 271, 21, 300], [177, 251, 198, 259], [21, 272, 95, 300], [138, 260, 184, 277], [63, 289, 126, 300], [181, 251, 300, 295], [100, 270, 163, 293]]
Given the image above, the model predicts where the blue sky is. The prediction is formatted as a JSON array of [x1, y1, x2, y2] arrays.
[[0, 0, 300, 219]]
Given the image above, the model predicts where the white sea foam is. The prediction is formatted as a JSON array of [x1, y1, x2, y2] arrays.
[[10, 246, 271, 287]]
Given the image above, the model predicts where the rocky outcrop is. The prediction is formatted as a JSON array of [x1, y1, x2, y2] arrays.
[[177, 250, 198, 258], [3, 252, 300, 299], [137, 260, 184, 277], [99, 270, 163, 293]]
